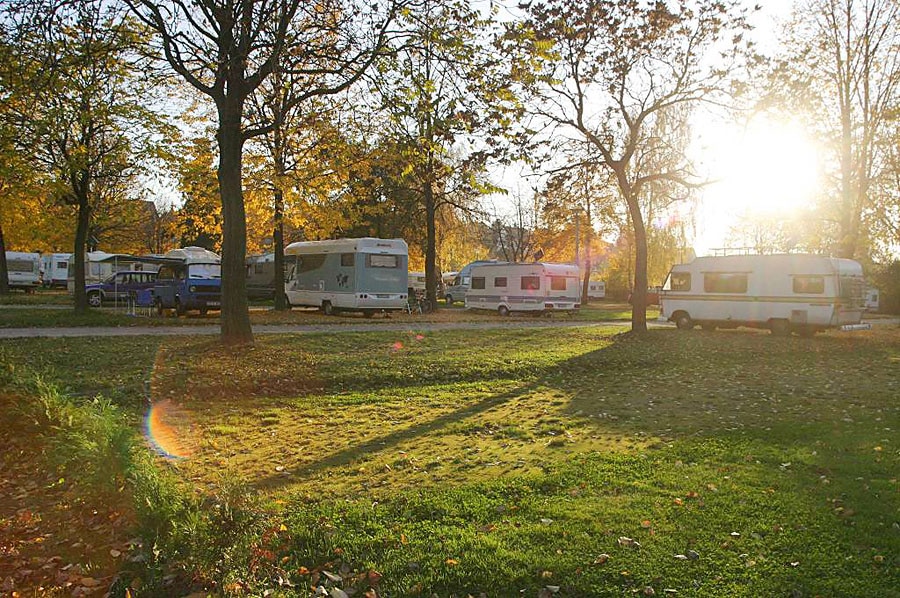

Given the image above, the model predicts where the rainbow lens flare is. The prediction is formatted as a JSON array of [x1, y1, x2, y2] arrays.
[[144, 399, 193, 459]]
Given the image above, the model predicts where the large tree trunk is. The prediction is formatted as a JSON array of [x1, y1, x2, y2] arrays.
[[272, 187, 288, 311], [73, 192, 90, 313], [424, 180, 437, 310], [0, 223, 9, 294], [626, 190, 648, 333], [217, 101, 254, 345]]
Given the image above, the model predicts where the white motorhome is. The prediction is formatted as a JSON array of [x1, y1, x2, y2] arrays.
[[284, 238, 408, 316], [465, 262, 582, 316], [41, 253, 72, 288], [444, 260, 505, 305], [660, 254, 866, 336], [408, 271, 426, 300], [5, 251, 41, 292], [587, 280, 606, 299]]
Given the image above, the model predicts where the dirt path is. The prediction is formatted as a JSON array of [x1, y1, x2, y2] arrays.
[[0, 319, 639, 338]]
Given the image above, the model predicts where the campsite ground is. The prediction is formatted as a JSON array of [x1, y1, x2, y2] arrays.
[[0, 303, 897, 596]]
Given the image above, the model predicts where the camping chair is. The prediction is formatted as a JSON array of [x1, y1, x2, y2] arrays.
[[133, 289, 155, 317]]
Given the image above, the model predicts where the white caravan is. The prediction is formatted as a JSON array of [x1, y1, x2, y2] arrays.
[[660, 253, 866, 336], [465, 262, 582, 316], [5, 251, 41, 291], [408, 271, 426, 299], [284, 238, 408, 316], [41, 253, 72, 287]]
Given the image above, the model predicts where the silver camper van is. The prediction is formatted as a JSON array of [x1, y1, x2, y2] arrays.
[[284, 238, 408, 316]]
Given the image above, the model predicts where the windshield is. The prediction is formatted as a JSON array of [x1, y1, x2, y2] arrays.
[[188, 263, 221, 279]]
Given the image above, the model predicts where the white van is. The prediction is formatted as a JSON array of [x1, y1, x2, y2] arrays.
[[444, 260, 505, 305], [465, 262, 581, 316], [587, 280, 606, 299], [660, 253, 865, 336], [41, 253, 72, 287], [285, 238, 408, 316], [5, 251, 41, 292]]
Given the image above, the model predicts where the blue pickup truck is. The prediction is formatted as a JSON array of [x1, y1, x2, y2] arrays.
[[152, 247, 222, 316]]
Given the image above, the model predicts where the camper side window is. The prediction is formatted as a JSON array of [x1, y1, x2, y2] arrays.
[[297, 254, 327, 273], [521, 276, 540, 290], [341, 253, 355, 267], [704, 273, 748, 294], [793, 276, 824, 294], [494, 277, 507, 288], [471, 277, 485, 290], [550, 277, 567, 291], [669, 273, 691, 291]]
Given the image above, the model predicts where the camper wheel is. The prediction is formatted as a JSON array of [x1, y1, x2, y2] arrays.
[[362, 309, 375, 318], [445, 295, 454, 305], [322, 300, 334, 316], [769, 319, 791, 337], [87, 291, 102, 308], [673, 312, 694, 330], [498, 305, 510, 317]]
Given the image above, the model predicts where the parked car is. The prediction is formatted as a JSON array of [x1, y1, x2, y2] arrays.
[[153, 247, 221, 316], [85, 271, 158, 307]]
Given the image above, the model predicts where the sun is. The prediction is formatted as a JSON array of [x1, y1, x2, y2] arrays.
[[691, 116, 823, 254]]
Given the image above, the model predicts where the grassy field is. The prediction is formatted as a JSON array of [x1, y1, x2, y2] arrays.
[[0, 301, 650, 328], [1, 324, 897, 596]]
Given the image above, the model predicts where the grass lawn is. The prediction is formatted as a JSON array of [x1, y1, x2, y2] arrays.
[[0, 300, 651, 328], [1, 326, 897, 596]]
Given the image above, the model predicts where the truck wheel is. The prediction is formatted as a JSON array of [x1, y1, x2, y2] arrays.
[[498, 305, 510, 317], [88, 291, 102, 308], [674, 313, 693, 330], [769, 319, 791, 337], [322, 301, 334, 316]]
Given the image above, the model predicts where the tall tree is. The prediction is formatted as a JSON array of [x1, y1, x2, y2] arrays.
[[773, 0, 900, 260], [371, 0, 516, 309], [4, 0, 156, 311], [504, 0, 753, 332], [129, 0, 402, 344]]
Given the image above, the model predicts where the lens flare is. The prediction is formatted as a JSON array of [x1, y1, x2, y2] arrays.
[[145, 399, 193, 459]]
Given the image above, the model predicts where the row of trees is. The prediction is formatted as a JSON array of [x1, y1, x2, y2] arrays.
[[1, 0, 898, 342]]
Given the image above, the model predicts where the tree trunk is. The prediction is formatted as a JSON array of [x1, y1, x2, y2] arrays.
[[625, 190, 648, 333], [0, 223, 8, 294], [73, 191, 90, 313], [581, 198, 592, 304], [272, 187, 288, 311], [217, 100, 254, 345], [424, 181, 437, 310]]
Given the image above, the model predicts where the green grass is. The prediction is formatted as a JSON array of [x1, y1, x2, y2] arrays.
[[0, 288, 72, 305], [1, 326, 897, 595]]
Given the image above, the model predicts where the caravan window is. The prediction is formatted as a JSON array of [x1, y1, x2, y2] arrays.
[[550, 277, 567, 291], [704, 273, 748, 294], [367, 254, 398, 268], [521, 276, 540, 290], [297, 254, 327, 273], [493, 277, 507, 288], [471, 277, 485, 290], [667, 272, 691, 291], [793, 276, 825, 294], [341, 253, 355, 267], [7, 259, 33, 273]]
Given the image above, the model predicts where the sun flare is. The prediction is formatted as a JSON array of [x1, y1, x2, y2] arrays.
[[693, 117, 823, 254]]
